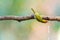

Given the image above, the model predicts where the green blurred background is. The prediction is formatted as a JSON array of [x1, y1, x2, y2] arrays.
[[0, 0, 33, 40], [0, 0, 60, 40]]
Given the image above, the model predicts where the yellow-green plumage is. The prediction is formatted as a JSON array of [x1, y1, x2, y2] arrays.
[[31, 8, 47, 23]]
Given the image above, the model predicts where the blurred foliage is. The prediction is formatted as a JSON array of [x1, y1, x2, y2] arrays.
[[0, 0, 34, 40], [0, 0, 60, 40]]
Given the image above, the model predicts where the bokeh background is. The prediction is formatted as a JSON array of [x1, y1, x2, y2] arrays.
[[0, 0, 60, 40]]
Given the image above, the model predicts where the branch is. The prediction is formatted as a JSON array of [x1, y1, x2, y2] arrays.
[[0, 15, 60, 22]]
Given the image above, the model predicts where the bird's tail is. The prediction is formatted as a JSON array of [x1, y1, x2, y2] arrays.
[[31, 8, 36, 14]]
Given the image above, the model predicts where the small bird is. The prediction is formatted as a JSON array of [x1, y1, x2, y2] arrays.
[[31, 8, 48, 23]]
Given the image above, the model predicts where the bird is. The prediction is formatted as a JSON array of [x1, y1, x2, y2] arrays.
[[31, 8, 48, 23]]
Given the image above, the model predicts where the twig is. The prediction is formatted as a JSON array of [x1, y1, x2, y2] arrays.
[[0, 15, 34, 22], [0, 15, 60, 22]]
